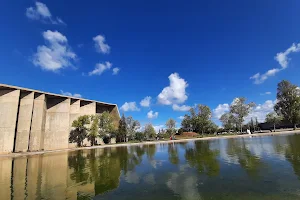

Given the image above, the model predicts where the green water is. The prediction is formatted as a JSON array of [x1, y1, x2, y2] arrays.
[[2, 133, 300, 199]]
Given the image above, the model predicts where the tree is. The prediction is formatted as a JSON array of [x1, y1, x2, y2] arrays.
[[220, 113, 236, 131], [230, 97, 255, 132], [126, 116, 140, 140], [265, 112, 282, 132], [166, 118, 176, 136], [195, 104, 212, 134], [181, 114, 192, 130], [207, 121, 218, 134], [99, 111, 115, 137], [70, 115, 90, 147], [117, 114, 127, 142], [135, 132, 145, 141], [255, 117, 259, 131], [88, 115, 99, 146], [144, 124, 156, 139], [274, 80, 300, 130]]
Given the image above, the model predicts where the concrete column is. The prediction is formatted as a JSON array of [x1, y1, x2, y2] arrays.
[[110, 105, 120, 127], [12, 157, 28, 200], [44, 98, 70, 150], [0, 89, 20, 153], [80, 101, 96, 115], [0, 158, 13, 199], [70, 100, 81, 127], [29, 94, 47, 151], [69, 100, 80, 148], [80, 101, 96, 146], [15, 92, 34, 152]]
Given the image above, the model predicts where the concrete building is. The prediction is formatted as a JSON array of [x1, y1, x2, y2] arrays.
[[0, 84, 120, 154]]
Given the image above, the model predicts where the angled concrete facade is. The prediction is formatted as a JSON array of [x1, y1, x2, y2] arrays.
[[0, 84, 120, 154]]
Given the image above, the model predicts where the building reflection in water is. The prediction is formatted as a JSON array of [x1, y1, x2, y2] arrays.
[[2, 134, 300, 200]]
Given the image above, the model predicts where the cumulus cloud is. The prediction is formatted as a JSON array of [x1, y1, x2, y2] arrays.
[[250, 43, 300, 84], [120, 102, 140, 112], [172, 104, 191, 111], [245, 100, 276, 123], [93, 34, 110, 54], [157, 73, 188, 105], [147, 110, 159, 119], [112, 67, 120, 75], [140, 96, 151, 107], [32, 30, 76, 71], [26, 2, 65, 25], [178, 116, 185, 120], [213, 103, 230, 119], [60, 90, 82, 98], [88, 61, 112, 76]]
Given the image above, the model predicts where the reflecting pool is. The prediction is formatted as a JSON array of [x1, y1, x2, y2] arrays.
[[2, 133, 300, 199]]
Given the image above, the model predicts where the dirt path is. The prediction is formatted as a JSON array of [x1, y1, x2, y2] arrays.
[[1, 129, 300, 158]]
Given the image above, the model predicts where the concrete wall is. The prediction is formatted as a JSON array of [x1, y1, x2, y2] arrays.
[[15, 92, 34, 152], [0, 89, 20, 153], [44, 98, 70, 150], [0, 84, 120, 153], [80, 101, 96, 115], [29, 94, 47, 151], [80, 101, 96, 146], [69, 99, 81, 148], [70, 99, 81, 127]]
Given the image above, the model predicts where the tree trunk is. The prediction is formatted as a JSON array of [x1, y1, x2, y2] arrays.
[[294, 124, 297, 130], [273, 124, 276, 132]]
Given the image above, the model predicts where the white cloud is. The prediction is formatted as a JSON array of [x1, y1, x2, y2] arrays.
[[213, 103, 230, 119], [112, 67, 120, 75], [140, 96, 151, 107], [147, 110, 159, 119], [275, 43, 300, 69], [26, 2, 65, 25], [157, 73, 188, 105], [33, 30, 76, 71], [60, 90, 82, 98], [260, 91, 271, 95], [153, 125, 165, 133], [93, 35, 110, 54], [245, 100, 276, 123], [250, 43, 300, 84], [178, 116, 185, 120], [250, 68, 281, 84], [120, 102, 140, 112], [172, 104, 191, 111], [88, 62, 112, 76]]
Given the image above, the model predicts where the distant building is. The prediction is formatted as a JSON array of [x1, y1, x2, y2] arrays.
[[0, 83, 120, 154]]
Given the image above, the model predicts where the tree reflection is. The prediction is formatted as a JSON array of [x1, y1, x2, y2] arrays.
[[227, 138, 262, 177], [185, 141, 220, 176], [145, 144, 156, 160], [168, 143, 179, 165], [285, 134, 300, 179], [68, 146, 145, 196], [68, 150, 89, 183], [94, 148, 122, 194]]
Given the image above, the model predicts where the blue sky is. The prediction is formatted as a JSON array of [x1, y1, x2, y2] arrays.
[[1, 0, 300, 130]]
